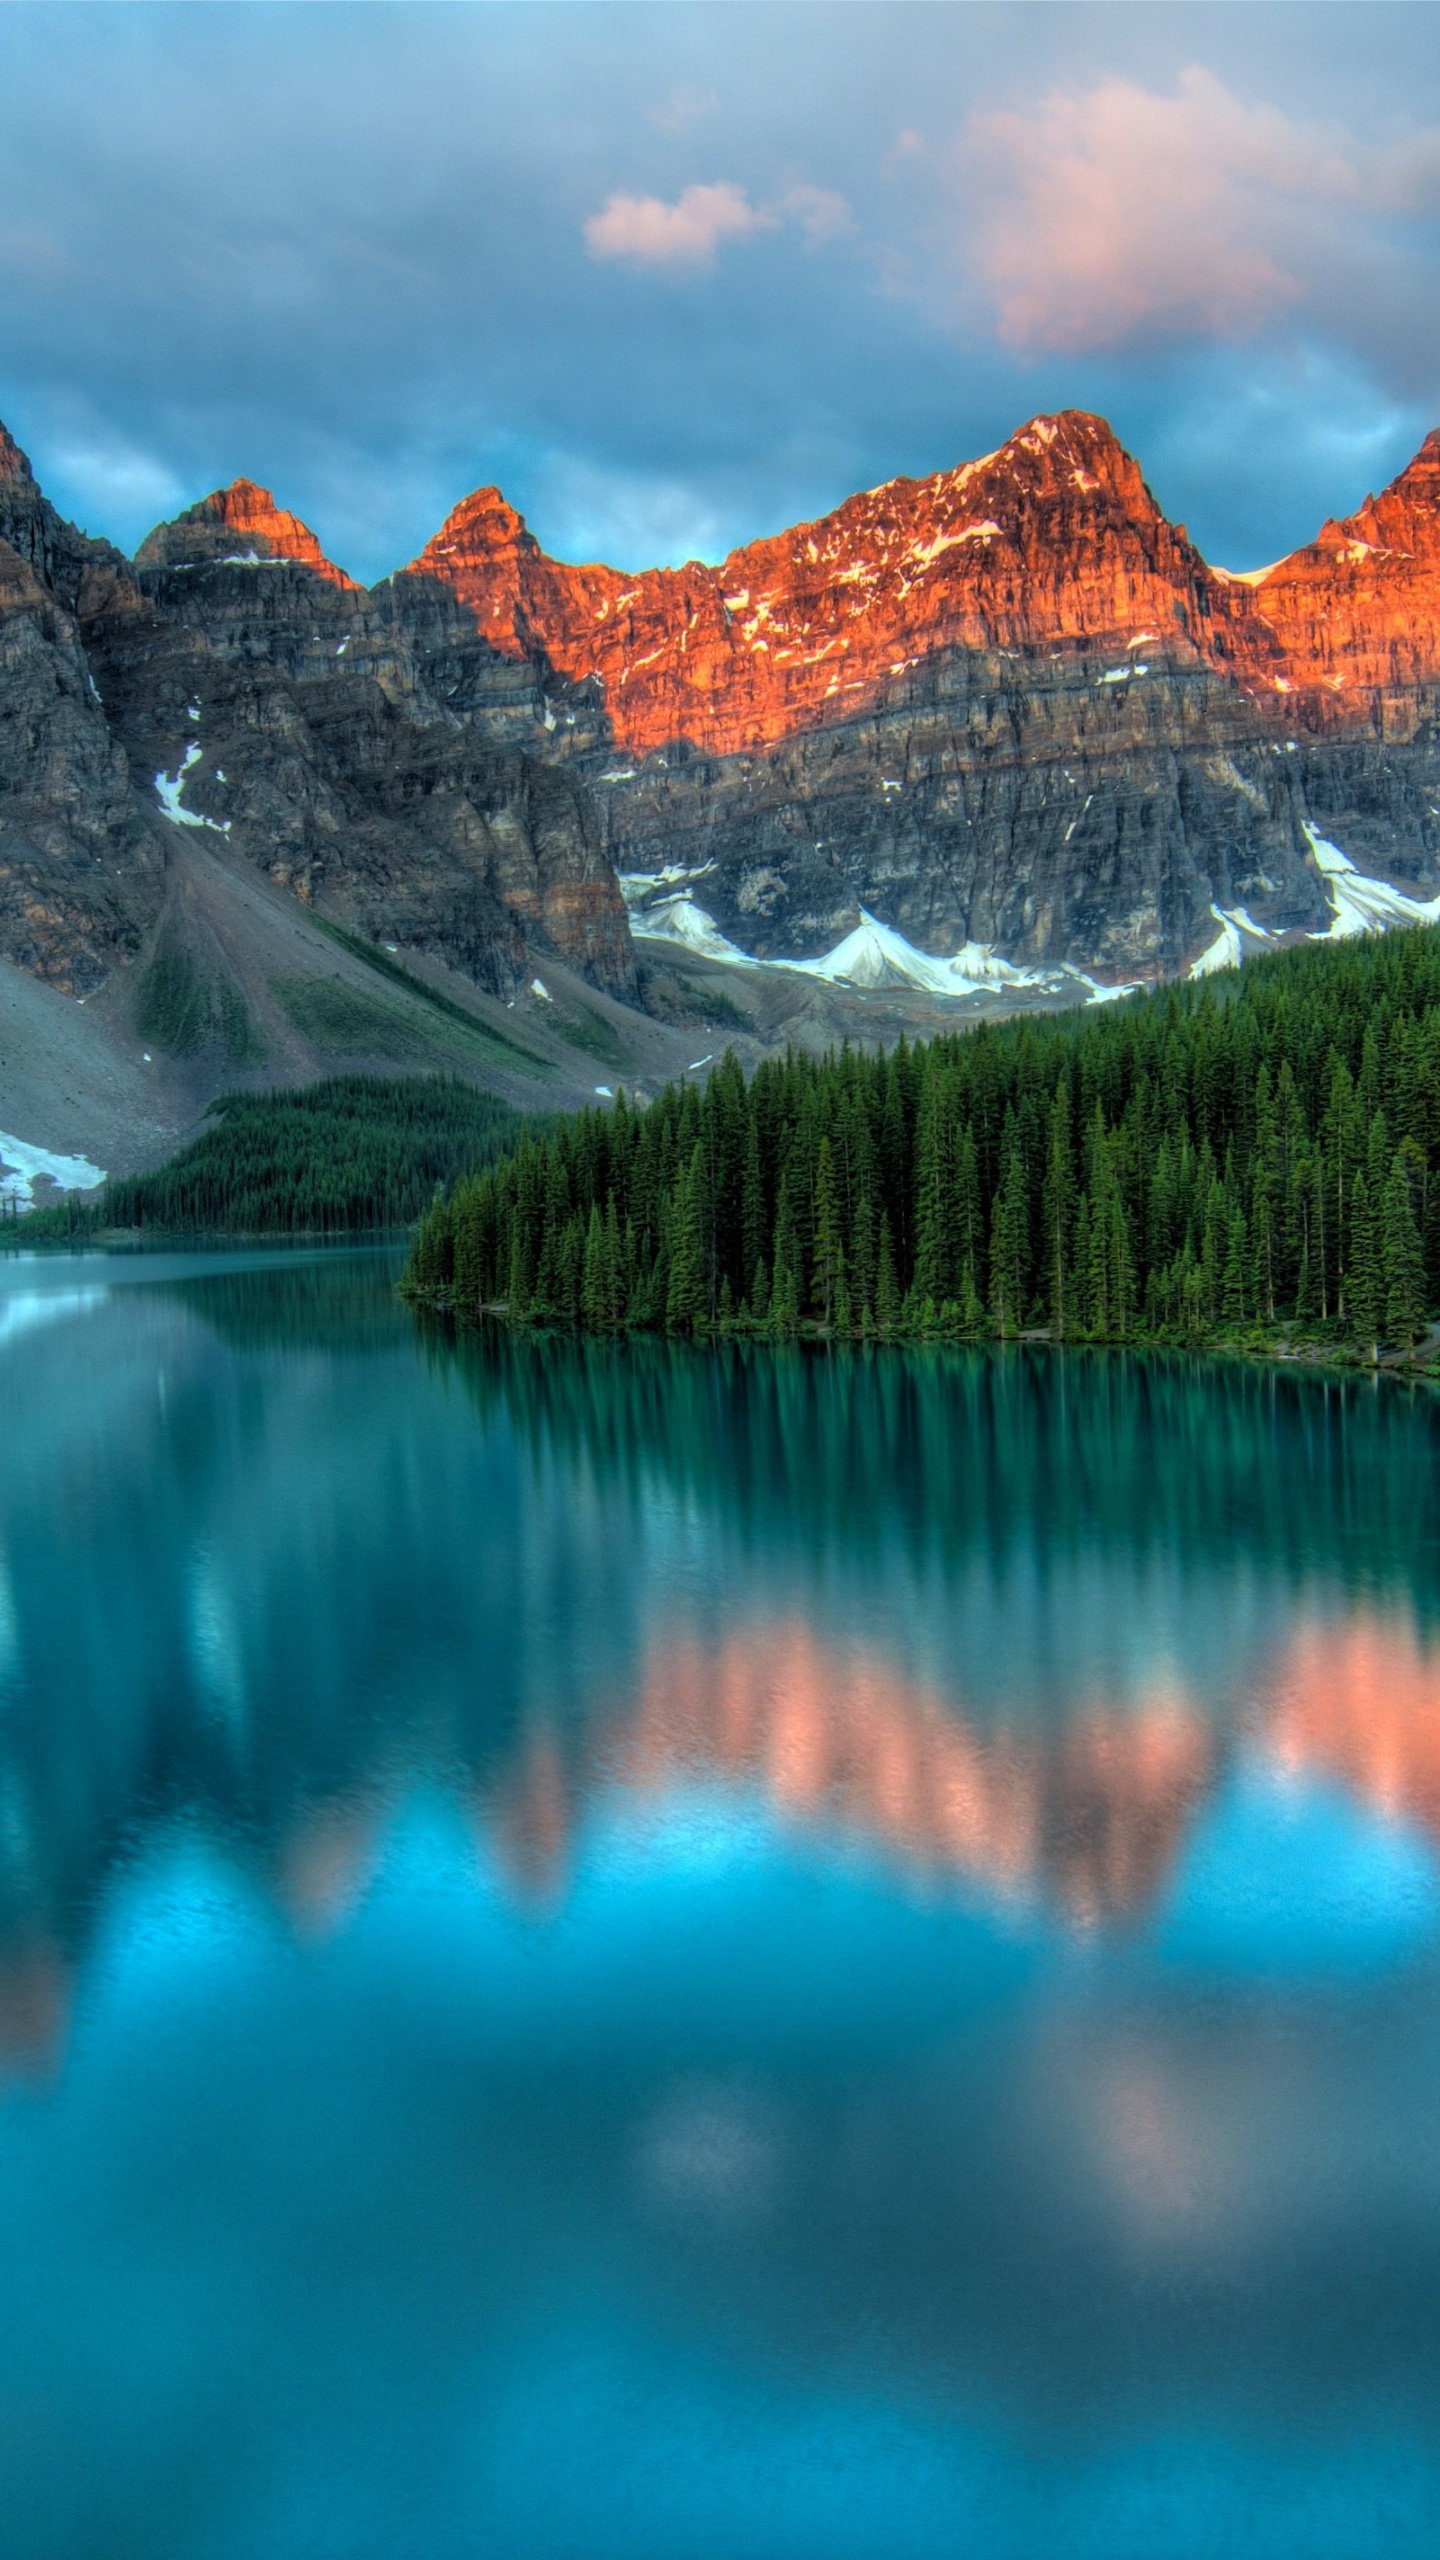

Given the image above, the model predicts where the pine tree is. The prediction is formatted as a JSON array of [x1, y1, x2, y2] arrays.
[[1043, 1077, 1076, 1337], [559, 1213, 585, 1322], [404, 929, 1440, 1359], [507, 1221, 529, 1321], [956, 1125, 983, 1306], [1221, 1212, 1249, 1328], [989, 1145, 1028, 1337], [912, 1060, 956, 1304], [812, 1135, 844, 1325], [875, 1214, 900, 1338], [1348, 1169, 1381, 1358], [604, 1195, 623, 1327], [1384, 1153, 1427, 1347], [582, 1203, 607, 1330], [850, 1184, 878, 1319], [666, 1141, 708, 1332], [1106, 1187, 1135, 1341], [1251, 1063, 1280, 1321]]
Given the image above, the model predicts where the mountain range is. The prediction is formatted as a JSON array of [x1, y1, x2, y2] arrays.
[[4, 404, 1440, 1176]]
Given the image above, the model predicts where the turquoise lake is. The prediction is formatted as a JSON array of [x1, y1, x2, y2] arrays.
[[3, 1243, 1440, 2556]]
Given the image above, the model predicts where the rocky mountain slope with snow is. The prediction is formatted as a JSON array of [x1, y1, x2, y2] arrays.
[[409, 410, 1440, 984], [5, 404, 1440, 1110], [0, 437, 633, 1008]]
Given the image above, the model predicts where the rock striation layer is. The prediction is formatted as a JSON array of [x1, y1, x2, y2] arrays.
[[407, 410, 1440, 980], [134, 480, 362, 585], [412, 413, 1278, 760], [0, 429, 163, 990], [0, 439, 633, 1003], [5, 406, 1440, 1015], [1226, 430, 1440, 700]]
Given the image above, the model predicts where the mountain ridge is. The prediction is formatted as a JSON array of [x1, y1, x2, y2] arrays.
[[5, 402, 1440, 1086], [408, 409, 1286, 759]]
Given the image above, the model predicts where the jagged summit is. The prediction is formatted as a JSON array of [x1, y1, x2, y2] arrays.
[[6, 402, 1440, 1017], [400, 406, 1440, 754], [0, 423, 34, 486], [403, 407, 1256, 758], [420, 486, 538, 560], [136, 478, 358, 586], [1220, 422, 1440, 696]]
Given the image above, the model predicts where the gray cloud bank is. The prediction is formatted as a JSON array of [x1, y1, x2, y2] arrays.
[[2, 3, 1439, 582]]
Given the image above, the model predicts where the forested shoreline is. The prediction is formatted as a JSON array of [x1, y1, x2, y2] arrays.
[[20, 1076, 523, 1240], [404, 929, 1440, 1364]]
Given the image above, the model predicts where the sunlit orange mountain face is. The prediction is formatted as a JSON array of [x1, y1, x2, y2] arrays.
[[410, 411, 1440, 757], [134, 478, 362, 587], [10, 401, 1440, 999]]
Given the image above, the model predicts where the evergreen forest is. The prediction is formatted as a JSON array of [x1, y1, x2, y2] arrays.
[[404, 927, 1440, 1360], [21, 1075, 523, 1238]]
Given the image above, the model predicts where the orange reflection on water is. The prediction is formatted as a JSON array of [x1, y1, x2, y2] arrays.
[[491, 1621, 1215, 1925], [1265, 1613, 1440, 1842]]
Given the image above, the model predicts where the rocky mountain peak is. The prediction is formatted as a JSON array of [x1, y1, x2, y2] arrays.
[[11, 403, 1440, 1030], [1225, 420, 1440, 694], [981, 408, 1152, 499], [407, 407, 1232, 759], [406, 486, 555, 657], [1339, 427, 1440, 558], [0, 422, 35, 486], [417, 486, 538, 566], [135, 479, 359, 585]]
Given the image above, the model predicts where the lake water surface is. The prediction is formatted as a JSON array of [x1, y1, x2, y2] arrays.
[[3, 1244, 1440, 2557]]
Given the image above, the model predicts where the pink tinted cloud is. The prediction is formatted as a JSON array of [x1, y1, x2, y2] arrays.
[[584, 179, 851, 272], [584, 181, 776, 269], [965, 67, 1363, 351]]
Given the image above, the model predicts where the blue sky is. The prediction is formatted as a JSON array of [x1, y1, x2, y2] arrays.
[[2, 3, 1440, 580]]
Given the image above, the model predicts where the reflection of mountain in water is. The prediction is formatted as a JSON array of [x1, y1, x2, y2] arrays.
[[1268, 1618, 1440, 1846], [6, 1259, 1440, 2075], [489, 1623, 1216, 1930]]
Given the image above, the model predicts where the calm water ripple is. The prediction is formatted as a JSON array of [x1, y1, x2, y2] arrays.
[[2, 1244, 1440, 2557]]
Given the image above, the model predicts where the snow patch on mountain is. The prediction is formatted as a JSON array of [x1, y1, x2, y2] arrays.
[[629, 895, 757, 965], [1190, 830, 1440, 976], [1303, 822, 1440, 938], [154, 740, 229, 833], [1190, 905, 1281, 977], [0, 1131, 106, 1208], [621, 875, 1134, 1006]]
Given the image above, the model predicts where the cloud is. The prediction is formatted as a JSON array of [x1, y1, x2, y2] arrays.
[[584, 181, 776, 270], [2, 4, 1439, 584], [526, 451, 732, 569], [583, 177, 851, 272], [964, 68, 1365, 351], [46, 436, 184, 528]]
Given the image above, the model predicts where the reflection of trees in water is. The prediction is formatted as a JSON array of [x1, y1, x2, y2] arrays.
[[6, 1317, 1440, 2078], [162, 1251, 411, 1356], [441, 1328, 1440, 1613]]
